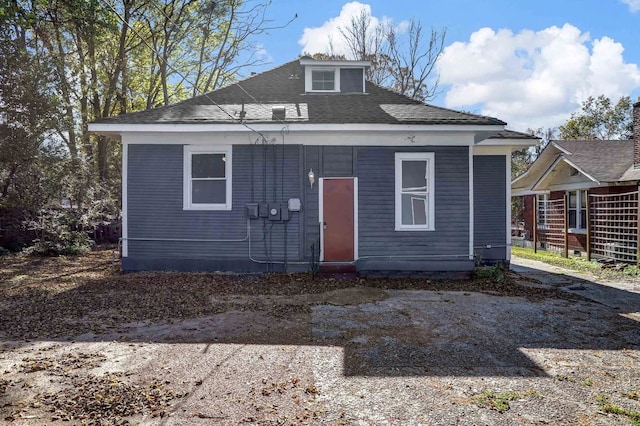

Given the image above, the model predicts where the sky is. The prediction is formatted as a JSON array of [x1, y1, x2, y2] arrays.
[[249, 0, 640, 132]]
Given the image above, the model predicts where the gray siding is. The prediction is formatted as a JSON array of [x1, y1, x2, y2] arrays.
[[473, 155, 507, 262], [126, 143, 480, 272], [357, 146, 471, 262], [127, 144, 301, 269], [340, 68, 363, 93]]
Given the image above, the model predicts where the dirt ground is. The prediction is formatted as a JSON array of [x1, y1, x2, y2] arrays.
[[1, 250, 639, 425]]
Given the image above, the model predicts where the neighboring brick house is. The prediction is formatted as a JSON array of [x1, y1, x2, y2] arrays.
[[512, 99, 640, 260]]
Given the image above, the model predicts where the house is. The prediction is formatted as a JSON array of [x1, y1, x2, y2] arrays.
[[512, 98, 640, 262], [88, 57, 536, 274]]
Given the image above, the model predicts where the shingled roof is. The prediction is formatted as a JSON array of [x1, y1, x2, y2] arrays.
[[552, 139, 634, 183], [512, 139, 637, 195], [93, 59, 505, 126]]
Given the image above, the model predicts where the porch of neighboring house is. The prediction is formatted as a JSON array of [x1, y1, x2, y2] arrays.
[[513, 187, 640, 264]]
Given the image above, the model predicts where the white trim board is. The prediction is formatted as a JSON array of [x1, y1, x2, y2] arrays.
[[318, 179, 324, 262], [468, 145, 474, 260], [89, 122, 505, 135], [182, 145, 233, 211], [506, 153, 511, 261], [305, 67, 340, 93], [119, 130, 481, 147], [121, 142, 128, 258], [394, 152, 435, 231]]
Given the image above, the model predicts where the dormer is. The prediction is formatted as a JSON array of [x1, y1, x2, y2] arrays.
[[299, 58, 371, 94]]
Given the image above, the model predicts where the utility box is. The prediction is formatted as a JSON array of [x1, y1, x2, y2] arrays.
[[268, 204, 281, 221], [246, 203, 259, 219], [281, 203, 290, 221], [258, 203, 269, 218], [288, 198, 301, 212]]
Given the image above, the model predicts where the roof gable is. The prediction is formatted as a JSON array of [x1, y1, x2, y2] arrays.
[[513, 139, 636, 194]]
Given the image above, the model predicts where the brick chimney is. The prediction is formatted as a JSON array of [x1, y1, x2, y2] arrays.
[[634, 98, 640, 168]]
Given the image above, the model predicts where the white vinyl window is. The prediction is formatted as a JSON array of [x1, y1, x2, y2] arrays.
[[395, 152, 435, 231], [305, 67, 340, 92], [183, 145, 232, 210], [537, 194, 549, 228], [567, 190, 587, 231]]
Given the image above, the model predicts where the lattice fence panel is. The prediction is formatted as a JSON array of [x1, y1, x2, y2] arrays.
[[589, 191, 638, 263], [537, 198, 566, 253]]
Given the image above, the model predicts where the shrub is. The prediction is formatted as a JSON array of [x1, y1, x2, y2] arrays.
[[474, 264, 507, 283], [22, 209, 93, 258]]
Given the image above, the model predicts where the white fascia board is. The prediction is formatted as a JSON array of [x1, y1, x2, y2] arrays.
[[299, 59, 371, 68], [474, 146, 512, 156], [122, 130, 478, 147], [88, 122, 505, 134], [476, 138, 538, 146], [550, 141, 572, 155], [476, 139, 539, 151], [512, 188, 550, 197]]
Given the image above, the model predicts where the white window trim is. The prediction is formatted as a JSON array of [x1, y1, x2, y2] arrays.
[[183, 145, 232, 210], [567, 189, 587, 233], [305, 67, 340, 93], [536, 193, 550, 229], [395, 152, 435, 231]]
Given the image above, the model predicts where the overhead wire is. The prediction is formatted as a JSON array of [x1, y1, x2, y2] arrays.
[[141, 0, 296, 130]]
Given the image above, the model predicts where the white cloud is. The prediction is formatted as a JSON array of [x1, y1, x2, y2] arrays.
[[254, 43, 273, 63], [297, 2, 406, 58], [438, 24, 640, 130], [621, 0, 640, 12]]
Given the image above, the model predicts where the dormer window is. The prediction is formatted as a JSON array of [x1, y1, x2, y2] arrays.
[[300, 58, 370, 94], [311, 70, 336, 91], [306, 67, 339, 92]]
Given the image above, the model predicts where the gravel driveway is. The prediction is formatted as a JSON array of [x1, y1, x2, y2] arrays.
[[1, 251, 639, 425]]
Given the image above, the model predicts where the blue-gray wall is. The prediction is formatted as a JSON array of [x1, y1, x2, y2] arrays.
[[302, 145, 473, 272], [124, 143, 497, 272], [125, 144, 302, 272], [473, 155, 507, 262], [357, 146, 472, 271]]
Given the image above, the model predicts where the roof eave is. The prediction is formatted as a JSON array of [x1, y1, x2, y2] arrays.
[[88, 122, 506, 134]]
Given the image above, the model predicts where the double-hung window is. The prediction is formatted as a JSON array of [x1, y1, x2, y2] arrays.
[[537, 194, 549, 228], [183, 145, 232, 210], [395, 152, 435, 231], [567, 190, 587, 231], [311, 70, 335, 90], [305, 68, 339, 92]]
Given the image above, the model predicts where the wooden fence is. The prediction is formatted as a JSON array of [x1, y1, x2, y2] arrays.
[[589, 191, 638, 263], [534, 197, 568, 257], [533, 190, 639, 264]]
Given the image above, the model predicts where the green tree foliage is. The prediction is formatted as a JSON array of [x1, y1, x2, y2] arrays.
[[0, 7, 67, 209], [510, 128, 555, 225], [558, 95, 633, 140], [0, 0, 281, 209], [511, 127, 555, 180]]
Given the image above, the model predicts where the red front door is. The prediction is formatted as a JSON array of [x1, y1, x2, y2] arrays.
[[322, 178, 355, 261]]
